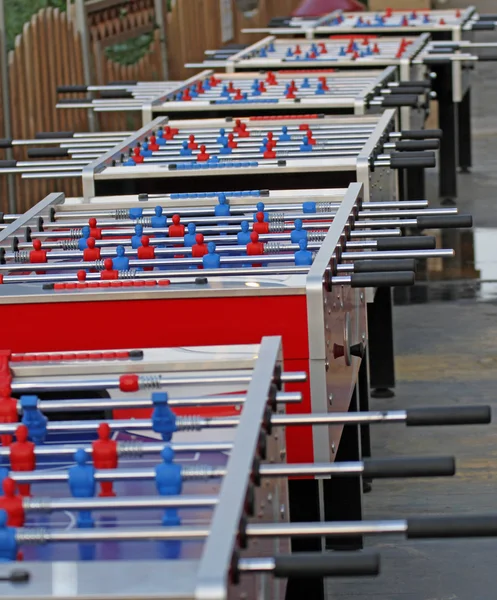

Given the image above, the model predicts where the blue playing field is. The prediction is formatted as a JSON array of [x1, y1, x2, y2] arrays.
[[15, 430, 227, 562]]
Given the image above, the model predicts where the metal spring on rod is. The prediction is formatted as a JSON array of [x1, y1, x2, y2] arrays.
[[136, 217, 152, 226], [176, 415, 204, 431], [117, 441, 144, 457], [269, 218, 285, 233], [13, 250, 29, 263], [316, 202, 335, 213], [138, 375, 162, 389], [263, 241, 282, 255], [182, 465, 216, 479], [118, 269, 137, 279], [69, 228, 83, 239], [23, 497, 52, 512], [94, 259, 105, 272], [308, 231, 326, 243], [16, 528, 47, 544], [59, 239, 79, 251], [114, 208, 128, 220]]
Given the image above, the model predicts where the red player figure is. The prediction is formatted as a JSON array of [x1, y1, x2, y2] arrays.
[[439, 18, 446, 25], [236, 123, 250, 138], [258, 81, 266, 93], [362, 37, 369, 46], [234, 89, 244, 101], [196, 81, 204, 95], [83, 237, 101, 263], [0, 385, 18, 446], [0, 478, 24, 527], [246, 231, 264, 267], [92, 423, 118, 497], [285, 90, 296, 100], [192, 233, 208, 268], [227, 133, 238, 149], [29, 240, 47, 275], [169, 214, 185, 238], [372, 43, 380, 54], [294, 44, 302, 55], [266, 72, 277, 85], [209, 75, 220, 86], [318, 43, 327, 54], [132, 147, 144, 164], [88, 218, 102, 240], [306, 130, 316, 146], [182, 88, 192, 101], [148, 136, 159, 151], [401, 15, 408, 26], [164, 126, 178, 140], [263, 147, 276, 159], [253, 212, 269, 234], [10, 425, 35, 497], [188, 134, 198, 150], [385, 7, 393, 17], [100, 258, 119, 280], [197, 145, 210, 162], [137, 236, 155, 271], [227, 81, 236, 93]]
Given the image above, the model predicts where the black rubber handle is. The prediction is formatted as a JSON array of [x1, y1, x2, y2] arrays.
[[362, 456, 455, 479], [353, 259, 417, 273], [35, 131, 75, 139], [99, 90, 134, 99], [406, 405, 491, 426], [0, 138, 13, 148], [57, 98, 92, 105], [478, 14, 497, 20], [395, 140, 440, 151], [0, 160, 17, 168], [423, 57, 452, 65], [376, 236, 436, 251], [388, 86, 427, 95], [416, 214, 473, 229], [397, 80, 432, 88], [400, 129, 442, 140], [471, 22, 496, 30], [57, 84, 88, 93], [27, 148, 69, 158], [381, 94, 418, 108], [350, 271, 415, 288], [273, 552, 380, 578], [407, 515, 497, 539], [389, 153, 436, 169], [475, 54, 497, 61], [267, 17, 292, 27]]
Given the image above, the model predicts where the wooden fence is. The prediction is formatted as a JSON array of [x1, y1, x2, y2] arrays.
[[0, 0, 301, 213]]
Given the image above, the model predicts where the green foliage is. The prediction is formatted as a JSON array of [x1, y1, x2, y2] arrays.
[[104, 32, 154, 66], [5, 0, 156, 65], [6, 0, 66, 51]]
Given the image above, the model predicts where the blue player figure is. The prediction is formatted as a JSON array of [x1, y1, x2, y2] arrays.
[[156, 129, 166, 146], [151, 206, 167, 246], [68, 449, 96, 528], [279, 126, 291, 142], [215, 194, 230, 233], [180, 140, 192, 156], [291, 218, 308, 245], [294, 238, 313, 266], [217, 128, 227, 144], [69, 449, 96, 560], [140, 142, 153, 158], [20, 395, 47, 445], [78, 226, 90, 251], [112, 245, 129, 271], [151, 392, 176, 442], [155, 446, 181, 558], [203, 242, 221, 269], [131, 224, 144, 249], [238, 221, 251, 246], [0, 510, 17, 562], [183, 222, 197, 247]]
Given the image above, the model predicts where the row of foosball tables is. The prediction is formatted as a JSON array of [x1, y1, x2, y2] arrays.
[[0, 5, 495, 600]]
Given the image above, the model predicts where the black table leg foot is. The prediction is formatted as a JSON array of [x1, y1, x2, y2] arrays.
[[441, 197, 457, 206], [460, 166, 471, 174], [363, 478, 373, 494], [371, 387, 395, 399]]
